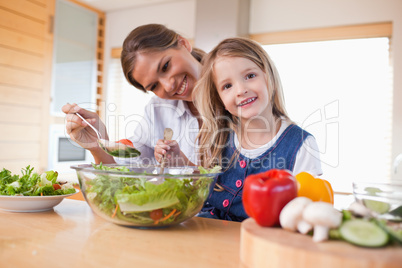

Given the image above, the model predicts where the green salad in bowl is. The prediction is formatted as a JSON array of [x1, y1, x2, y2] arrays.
[[71, 163, 221, 228]]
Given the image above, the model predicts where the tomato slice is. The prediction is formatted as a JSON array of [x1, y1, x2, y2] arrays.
[[52, 184, 61, 190], [117, 139, 134, 147]]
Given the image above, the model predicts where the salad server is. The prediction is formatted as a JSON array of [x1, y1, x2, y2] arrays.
[[75, 113, 140, 158], [160, 128, 173, 174]]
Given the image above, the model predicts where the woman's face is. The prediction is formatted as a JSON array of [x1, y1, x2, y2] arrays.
[[131, 38, 202, 102]]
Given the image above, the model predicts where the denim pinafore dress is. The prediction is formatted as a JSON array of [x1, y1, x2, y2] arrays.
[[198, 124, 311, 222]]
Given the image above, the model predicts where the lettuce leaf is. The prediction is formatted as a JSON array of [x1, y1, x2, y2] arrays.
[[0, 166, 76, 196], [198, 165, 222, 174], [86, 164, 220, 226]]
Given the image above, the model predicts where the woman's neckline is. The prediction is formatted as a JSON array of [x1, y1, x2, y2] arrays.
[[186, 101, 199, 117]]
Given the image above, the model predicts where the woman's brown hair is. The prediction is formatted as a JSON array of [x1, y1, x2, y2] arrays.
[[121, 24, 205, 92]]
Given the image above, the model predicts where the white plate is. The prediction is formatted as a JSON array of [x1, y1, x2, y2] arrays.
[[0, 190, 79, 212]]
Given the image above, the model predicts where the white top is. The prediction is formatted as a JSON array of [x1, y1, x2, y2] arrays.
[[234, 118, 323, 176], [115, 96, 199, 165]]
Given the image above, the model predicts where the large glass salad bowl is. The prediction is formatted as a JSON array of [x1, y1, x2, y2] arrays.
[[71, 164, 221, 228]]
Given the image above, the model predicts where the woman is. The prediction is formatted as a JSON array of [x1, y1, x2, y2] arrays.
[[62, 24, 205, 165]]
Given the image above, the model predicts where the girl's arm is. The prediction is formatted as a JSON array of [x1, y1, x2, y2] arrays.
[[293, 136, 323, 176], [154, 140, 195, 166]]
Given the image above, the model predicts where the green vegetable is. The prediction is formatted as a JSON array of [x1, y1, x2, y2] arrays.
[[108, 147, 141, 158], [342, 209, 353, 221], [375, 219, 402, 244], [85, 164, 219, 226], [388, 205, 402, 218], [92, 162, 130, 172], [39, 170, 58, 186], [116, 180, 181, 212], [363, 199, 391, 214], [328, 228, 342, 240], [0, 166, 76, 196], [363, 187, 390, 214], [339, 219, 389, 247], [198, 165, 222, 174]]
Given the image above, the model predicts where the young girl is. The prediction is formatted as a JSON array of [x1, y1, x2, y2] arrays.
[[157, 37, 322, 221]]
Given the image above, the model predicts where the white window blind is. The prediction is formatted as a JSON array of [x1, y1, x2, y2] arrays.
[[263, 38, 393, 192], [106, 58, 154, 141]]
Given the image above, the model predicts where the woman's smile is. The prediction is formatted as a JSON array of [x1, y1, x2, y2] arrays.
[[175, 75, 188, 96]]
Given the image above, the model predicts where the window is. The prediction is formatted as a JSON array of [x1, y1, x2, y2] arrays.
[[51, 0, 99, 116], [262, 37, 392, 192], [105, 58, 154, 141]]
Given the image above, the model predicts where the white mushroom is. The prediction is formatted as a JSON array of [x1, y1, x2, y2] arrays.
[[279, 197, 313, 234], [302, 202, 342, 242], [348, 201, 372, 218]]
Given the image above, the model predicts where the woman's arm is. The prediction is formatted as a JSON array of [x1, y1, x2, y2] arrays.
[[62, 103, 116, 164]]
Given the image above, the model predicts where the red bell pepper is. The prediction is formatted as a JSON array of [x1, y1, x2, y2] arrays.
[[243, 169, 297, 227]]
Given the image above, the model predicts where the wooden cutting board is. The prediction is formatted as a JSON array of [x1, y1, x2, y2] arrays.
[[240, 218, 402, 268]]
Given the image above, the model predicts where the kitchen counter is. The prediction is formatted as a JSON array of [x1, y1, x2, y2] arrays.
[[0, 199, 241, 268]]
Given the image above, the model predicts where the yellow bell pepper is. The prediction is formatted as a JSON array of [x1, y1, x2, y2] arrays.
[[295, 172, 334, 204]]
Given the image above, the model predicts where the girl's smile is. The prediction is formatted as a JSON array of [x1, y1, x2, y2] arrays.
[[237, 97, 258, 107]]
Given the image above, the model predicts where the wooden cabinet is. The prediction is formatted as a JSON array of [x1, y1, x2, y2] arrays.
[[0, 0, 55, 173], [0, 0, 104, 173]]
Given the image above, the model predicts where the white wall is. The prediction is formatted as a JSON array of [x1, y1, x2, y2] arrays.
[[104, 0, 402, 178], [195, 0, 249, 52], [105, 0, 196, 48], [249, 0, 401, 33], [103, 0, 196, 95]]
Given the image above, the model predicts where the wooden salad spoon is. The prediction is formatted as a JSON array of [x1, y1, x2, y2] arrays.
[[160, 128, 173, 174]]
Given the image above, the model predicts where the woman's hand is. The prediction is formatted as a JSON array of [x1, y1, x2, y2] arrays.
[[62, 103, 115, 164], [154, 140, 192, 166], [62, 103, 107, 149]]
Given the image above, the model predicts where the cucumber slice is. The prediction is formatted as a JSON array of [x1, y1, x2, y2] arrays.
[[365, 187, 381, 194], [363, 199, 390, 214], [339, 219, 389, 247], [363, 187, 390, 214]]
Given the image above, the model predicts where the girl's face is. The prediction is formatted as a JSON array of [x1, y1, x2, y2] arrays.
[[213, 56, 272, 121], [131, 38, 202, 102]]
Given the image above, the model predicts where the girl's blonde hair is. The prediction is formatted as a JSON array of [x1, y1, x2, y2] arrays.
[[193, 37, 289, 168]]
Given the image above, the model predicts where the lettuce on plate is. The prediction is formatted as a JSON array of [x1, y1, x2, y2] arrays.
[[0, 166, 76, 196]]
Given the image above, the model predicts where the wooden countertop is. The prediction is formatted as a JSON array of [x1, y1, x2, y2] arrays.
[[241, 218, 402, 268], [0, 199, 241, 268]]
